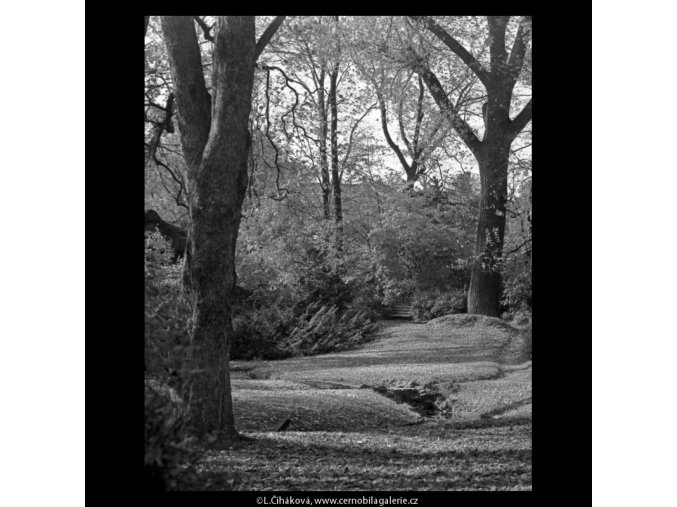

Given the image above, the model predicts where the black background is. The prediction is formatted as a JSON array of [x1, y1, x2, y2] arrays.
[[86, 9, 591, 503]]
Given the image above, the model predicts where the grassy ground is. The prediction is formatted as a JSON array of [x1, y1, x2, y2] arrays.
[[190, 315, 532, 491]]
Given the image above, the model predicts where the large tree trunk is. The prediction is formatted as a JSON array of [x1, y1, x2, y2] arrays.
[[162, 16, 255, 440], [408, 16, 531, 317], [467, 139, 511, 316]]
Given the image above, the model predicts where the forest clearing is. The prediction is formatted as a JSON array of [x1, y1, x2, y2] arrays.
[[152, 316, 532, 490]]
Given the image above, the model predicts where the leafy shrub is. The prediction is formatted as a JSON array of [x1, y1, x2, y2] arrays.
[[231, 299, 296, 360], [145, 230, 176, 267], [231, 295, 379, 360], [411, 289, 467, 322], [144, 379, 199, 491], [145, 232, 191, 380], [281, 301, 379, 356], [500, 257, 532, 319], [232, 229, 380, 359], [145, 232, 198, 490]]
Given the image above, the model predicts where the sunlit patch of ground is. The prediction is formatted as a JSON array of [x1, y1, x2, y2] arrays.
[[233, 388, 420, 432], [451, 367, 532, 420], [200, 315, 532, 490]]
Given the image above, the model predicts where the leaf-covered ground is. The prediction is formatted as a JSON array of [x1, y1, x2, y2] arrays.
[[191, 315, 532, 491]]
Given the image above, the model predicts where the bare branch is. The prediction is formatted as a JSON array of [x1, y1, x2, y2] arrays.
[[507, 16, 532, 85], [262, 68, 287, 200], [262, 64, 319, 144], [508, 99, 532, 139], [411, 74, 425, 154], [340, 103, 377, 169], [405, 48, 482, 156], [255, 16, 286, 62], [153, 154, 189, 211], [409, 16, 490, 89], [193, 16, 215, 42], [397, 98, 413, 156], [503, 238, 532, 258], [376, 90, 411, 175], [145, 93, 175, 165]]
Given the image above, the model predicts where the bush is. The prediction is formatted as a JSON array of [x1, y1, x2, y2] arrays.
[[231, 295, 379, 360], [145, 232, 198, 490], [411, 289, 467, 322], [232, 235, 380, 359], [281, 301, 379, 356], [145, 232, 191, 380], [144, 379, 199, 491], [500, 257, 532, 319], [231, 299, 296, 360]]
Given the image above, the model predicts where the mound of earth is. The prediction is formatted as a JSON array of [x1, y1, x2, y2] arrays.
[[426, 314, 531, 365], [426, 314, 519, 333], [497, 327, 532, 364]]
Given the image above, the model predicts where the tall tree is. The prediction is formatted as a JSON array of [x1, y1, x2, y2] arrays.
[[407, 16, 532, 316], [160, 15, 284, 439], [260, 17, 375, 231], [272, 17, 332, 220], [328, 16, 343, 248], [318, 66, 331, 219]]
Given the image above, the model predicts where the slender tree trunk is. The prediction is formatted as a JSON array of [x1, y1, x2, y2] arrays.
[[317, 70, 331, 220], [328, 31, 342, 250], [526, 180, 532, 259]]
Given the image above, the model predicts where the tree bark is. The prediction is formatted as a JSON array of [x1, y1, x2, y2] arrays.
[[467, 140, 510, 316], [329, 17, 343, 249], [162, 16, 255, 440], [408, 16, 532, 317], [317, 69, 331, 220]]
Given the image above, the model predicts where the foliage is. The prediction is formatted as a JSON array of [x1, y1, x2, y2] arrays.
[[369, 179, 477, 305], [231, 164, 482, 357], [145, 232, 200, 491], [145, 230, 175, 267], [500, 177, 532, 319], [282, 302, 379, 356], [232, 177, 383, 360], [500, 256, 532, 319], [231, 297, 296, 360], [411, 288, 468, 322], [144, 16, 532, 491], [144, 231, 191, 379], [230, 257, 379, 360], [145, 379, 200, 491]]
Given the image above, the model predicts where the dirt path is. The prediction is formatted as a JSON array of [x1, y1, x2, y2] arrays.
[[194, 316, 532, 491]]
